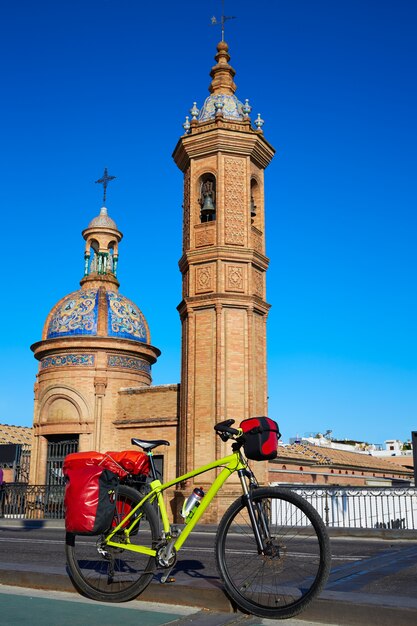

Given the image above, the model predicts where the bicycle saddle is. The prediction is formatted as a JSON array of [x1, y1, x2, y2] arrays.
[[131, 438, 170, 451]]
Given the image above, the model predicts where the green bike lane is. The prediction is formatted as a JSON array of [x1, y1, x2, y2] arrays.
[[0, 585, 338, 626], [0, 586, 243, 626], [0, 586, 189, 626]]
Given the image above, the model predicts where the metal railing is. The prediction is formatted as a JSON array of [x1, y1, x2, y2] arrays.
[[277, 485, 417, 530], [1, 483, 417, 530], [0, 443, 31, 483], [0, 483, 65, 520]]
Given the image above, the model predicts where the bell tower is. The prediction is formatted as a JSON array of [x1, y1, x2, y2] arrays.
[[173, 41, 275, 509]]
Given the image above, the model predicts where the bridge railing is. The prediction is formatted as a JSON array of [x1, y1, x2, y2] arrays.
[[2, 483, 417, 530], [272, 484, 417, 530], [0, 483, 65, 519]]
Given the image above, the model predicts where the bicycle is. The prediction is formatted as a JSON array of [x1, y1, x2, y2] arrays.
[[65, 419, 331, 619]]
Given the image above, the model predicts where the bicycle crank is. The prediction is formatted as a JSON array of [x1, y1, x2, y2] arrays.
[[156, 544, 177, 568], [156, 544, 177, 584]]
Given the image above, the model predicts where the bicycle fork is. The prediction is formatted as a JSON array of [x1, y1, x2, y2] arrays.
[[238, 470, 270, 555]]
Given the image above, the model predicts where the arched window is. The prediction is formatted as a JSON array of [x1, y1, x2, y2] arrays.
[[84, 239, 118, 277], [250, 178, 260, 227], [86, 239, 99, 275], [106, 241, 118, 276]]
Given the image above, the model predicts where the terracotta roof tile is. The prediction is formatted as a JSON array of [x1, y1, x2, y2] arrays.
[[0, 424, 33, 445], [277, 443, 413, 475]]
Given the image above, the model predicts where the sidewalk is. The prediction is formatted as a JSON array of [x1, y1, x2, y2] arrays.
[[1, 521, 417, 625], [0, 585, 342, 626]]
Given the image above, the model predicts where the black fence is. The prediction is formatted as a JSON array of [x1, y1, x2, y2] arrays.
[[2, 483, 417, 530], [0, 443, 31, 483], [0, 483, 65, 519]]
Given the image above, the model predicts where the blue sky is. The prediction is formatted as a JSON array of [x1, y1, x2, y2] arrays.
[[0, 1, 415, 444]]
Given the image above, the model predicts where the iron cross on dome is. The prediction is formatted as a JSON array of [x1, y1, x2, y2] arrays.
[[95, 167, 116, 205]]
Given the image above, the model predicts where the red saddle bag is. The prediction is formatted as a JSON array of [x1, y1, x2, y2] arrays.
[[240, 417, 281, 461]]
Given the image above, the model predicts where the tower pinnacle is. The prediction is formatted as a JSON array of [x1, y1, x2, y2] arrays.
[[179, 40, 268, 130], [209, 40, 237, 95]]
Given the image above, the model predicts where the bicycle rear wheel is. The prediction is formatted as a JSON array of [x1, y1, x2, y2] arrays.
[[215, 487, 331, 619], [66, 485, 159, 602]]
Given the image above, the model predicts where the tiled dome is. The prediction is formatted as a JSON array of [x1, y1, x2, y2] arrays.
[[198, 93, 244, 122], [46, 287, 149, 343]]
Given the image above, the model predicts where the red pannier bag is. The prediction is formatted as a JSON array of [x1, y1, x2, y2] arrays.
[[104, 451, 150, 534], [105, 450, 150, 479], [63, 452, 127, 535], [240, 417, 281, 461]]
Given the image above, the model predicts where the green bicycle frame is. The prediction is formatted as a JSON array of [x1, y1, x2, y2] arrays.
[[105, 451, 246, 556]]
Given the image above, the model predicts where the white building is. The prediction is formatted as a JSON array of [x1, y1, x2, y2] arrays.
[[289, 434, 413, 458]]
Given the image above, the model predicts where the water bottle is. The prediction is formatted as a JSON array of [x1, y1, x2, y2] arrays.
[[181, 487, 204, 522]]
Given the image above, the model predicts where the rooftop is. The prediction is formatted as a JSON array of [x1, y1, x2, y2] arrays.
[[277, 442, 413, 475], [0, 424, 33, 445]]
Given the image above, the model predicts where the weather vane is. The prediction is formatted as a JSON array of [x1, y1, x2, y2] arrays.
[[211, 0, 236, 42], [95, 167, 116, 205]]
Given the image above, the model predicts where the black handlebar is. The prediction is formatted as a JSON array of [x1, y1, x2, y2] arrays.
[[214, 419, 240, 440]]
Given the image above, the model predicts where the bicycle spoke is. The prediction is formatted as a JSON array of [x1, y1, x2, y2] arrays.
[[216, 488, 331, 618], [66, 486, 158, 602]]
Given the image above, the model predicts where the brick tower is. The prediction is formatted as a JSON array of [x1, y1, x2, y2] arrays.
[[173, 41, 275, 518]]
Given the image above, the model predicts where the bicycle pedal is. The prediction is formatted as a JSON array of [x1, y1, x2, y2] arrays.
[[160, 573, 176, 584]]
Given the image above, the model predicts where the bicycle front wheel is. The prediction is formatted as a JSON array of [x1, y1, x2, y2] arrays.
[[66, 485, 159, 602], [215, 487, 331, 619]]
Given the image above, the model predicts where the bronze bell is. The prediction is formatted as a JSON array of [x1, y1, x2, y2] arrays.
[[201, 194, 215, 220]]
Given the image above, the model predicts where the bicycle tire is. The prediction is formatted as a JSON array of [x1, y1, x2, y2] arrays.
[[66, 484, 159, 602], [215, 487, 331, 619]]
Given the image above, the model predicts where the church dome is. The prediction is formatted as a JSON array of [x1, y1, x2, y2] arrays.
[[88, 206, 118, 230], [45, 287, 150, 343], [198, 93, 244, 122]]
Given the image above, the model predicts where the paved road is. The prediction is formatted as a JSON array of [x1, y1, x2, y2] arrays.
[[1, 522, 417, 625]]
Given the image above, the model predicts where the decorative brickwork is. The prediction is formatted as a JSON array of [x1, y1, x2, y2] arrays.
[[183, 167, 191, 252], [251, 226, 263, 253], [195, 223, 215, 247], [252, 268, 263, 297], [195, 264, 214, 294], [225, 264, 244, 292], [182, 270, 189, 298], [224, 157, 245, 246]]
